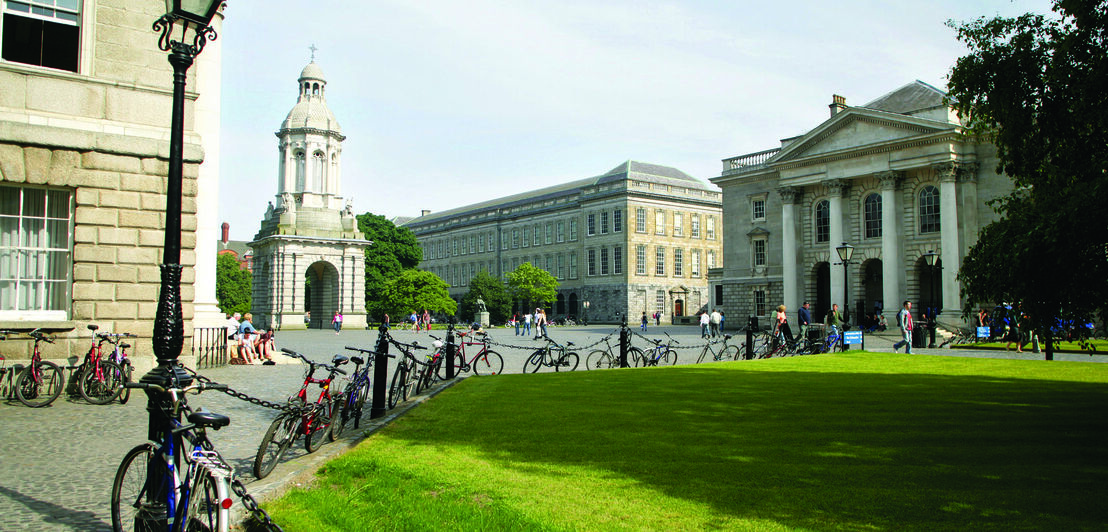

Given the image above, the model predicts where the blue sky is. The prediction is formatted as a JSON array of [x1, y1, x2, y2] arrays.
[[218, 0, 1055, 241]]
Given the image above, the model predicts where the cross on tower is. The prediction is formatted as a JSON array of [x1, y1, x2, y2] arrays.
[[309, 43, 318, 61]]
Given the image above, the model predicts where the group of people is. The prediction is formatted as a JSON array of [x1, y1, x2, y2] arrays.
[[225, 312, 274, 364], [698, 309, 725, 338], [402, 310, 433, 332], [513, 309, 549, 338]]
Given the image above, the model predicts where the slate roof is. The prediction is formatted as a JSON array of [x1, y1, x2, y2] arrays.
[[861, 80, 948, 115]]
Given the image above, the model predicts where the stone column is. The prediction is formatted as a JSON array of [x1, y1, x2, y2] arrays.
[[827, 179, 848, 308], [934, 162, 963, 318], [878, 171, 903, 324], [777, 186, 799, 309]]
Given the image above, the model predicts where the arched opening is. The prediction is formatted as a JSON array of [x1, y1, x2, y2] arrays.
[[915, 256, 944, 319], [556, 293, 565, 316], [568, 293, 578, 320], [304, 260, 339, 329], [814, 262, 830, 322], [861, 258, 883, 328]]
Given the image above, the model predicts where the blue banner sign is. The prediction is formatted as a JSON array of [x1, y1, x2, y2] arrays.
[[843, 330, 863, 344], [976, 326, 990, 339]]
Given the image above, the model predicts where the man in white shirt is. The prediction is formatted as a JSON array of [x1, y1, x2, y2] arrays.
[[699, 311, 710, 338], [710, 309, 722, 338]]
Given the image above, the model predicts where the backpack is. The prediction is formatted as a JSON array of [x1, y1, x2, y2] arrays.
[[896, 310, 903, 329]]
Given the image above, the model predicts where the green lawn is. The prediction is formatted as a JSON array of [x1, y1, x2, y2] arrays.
[[259, 353, 1108, 531], [954, 339, 1107, 353]]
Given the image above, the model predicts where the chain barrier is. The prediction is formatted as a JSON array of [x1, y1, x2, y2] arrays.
[[183, 367, 314, 416], [630, 329, 719, 351], [485, 330, 619, 352], [232, 477, 285, 532]]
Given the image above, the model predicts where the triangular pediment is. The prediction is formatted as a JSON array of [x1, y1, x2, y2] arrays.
[[772, 109, 957, 164]]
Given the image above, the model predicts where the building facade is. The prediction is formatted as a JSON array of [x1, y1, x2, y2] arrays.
[[710, 81, 1012, 330], [0, 1, 223, 369], [405, 161, 723, 324], [248, 61, 369, 332]]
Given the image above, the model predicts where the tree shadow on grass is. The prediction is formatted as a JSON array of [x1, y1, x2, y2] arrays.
[[389, 363, 1108, 531]]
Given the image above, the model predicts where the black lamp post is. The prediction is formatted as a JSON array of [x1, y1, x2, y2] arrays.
[[923, 250, 940, 348], [583, 300, 590, 326], [136, 2, 221, 529], [835, 242, 854, 326]]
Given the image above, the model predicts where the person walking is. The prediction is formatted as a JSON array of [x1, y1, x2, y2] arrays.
[[514, 312, 521, 336], [719, 311, 725, 332], [641, 311, 648, 332], [699, 311, 710, 338], [655, 312, 661, 326], [332, 311, 343, 334], [893, 301, 913, 354], [797, 302, 811, 342], [422, 309, 432, 332], [826, 303, 843, 336], [383, 313, 390, 329], [523, 311, 532, 336], [774, 304, 794, 348], [710, 309, 722, 338]]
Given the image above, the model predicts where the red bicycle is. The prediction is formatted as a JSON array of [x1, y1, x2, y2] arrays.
[[12, 329, 64, 407], [434, 328, 504, 378], [253, 348, 349, 479], [75, 324, 132, 405]]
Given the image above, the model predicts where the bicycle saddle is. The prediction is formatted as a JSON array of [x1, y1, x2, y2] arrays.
[[120, 343, 131, 349], [188, 409, 230, 430], [331, 354, 349, 366], [350, 356, 364, 366]]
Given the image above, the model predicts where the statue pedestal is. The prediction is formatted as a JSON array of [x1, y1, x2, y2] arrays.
[[476, 312, 490, 328]]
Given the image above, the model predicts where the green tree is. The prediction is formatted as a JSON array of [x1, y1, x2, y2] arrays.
[[356, 213, 422, 317], [506, 262, 558, 310], [460, 269, 511, 324], [947, 0, 1108, 359], [215, 252, 252, 315], [372, 269, 456, 319]]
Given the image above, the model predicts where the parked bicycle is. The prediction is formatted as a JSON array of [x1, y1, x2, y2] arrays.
[[522, 335, 580, 373], [696, 334, 742, 364], [433, 328, 504, 378], [386, 335, 428, 409], [8, 329, 65, 407], [252, 349, 348, 480], [76, 325, 135, 404], [632, 332, 679, 366], [111, 379, 233, 532], [584, 335, 631, 370], [337, 346, 393, 434]]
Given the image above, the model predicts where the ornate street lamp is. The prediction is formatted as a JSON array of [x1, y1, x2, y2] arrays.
[[136, 2, 222, 529], [923, 250, 940, 348], [835, 242, 854, 326], [583, 300, 590, 326]]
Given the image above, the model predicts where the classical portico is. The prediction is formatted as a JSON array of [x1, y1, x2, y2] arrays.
[[712, 81, 1011, 328], [248, 61, 370, 330]]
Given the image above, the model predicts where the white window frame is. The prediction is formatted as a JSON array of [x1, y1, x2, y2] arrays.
[[0, 186, 74, 319]]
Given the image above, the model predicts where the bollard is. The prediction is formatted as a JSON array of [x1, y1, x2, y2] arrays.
[[745, 316, 756, 360], [370, 324, 390, 419], [445, 322, 456, 379], [619, 315, 630, 368]]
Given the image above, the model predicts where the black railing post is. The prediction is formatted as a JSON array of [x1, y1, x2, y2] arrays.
[[370, 325, 390, 419], [445, 322, 456, 379], [745, 316, 756, 360], [619, 315, 630, 368]]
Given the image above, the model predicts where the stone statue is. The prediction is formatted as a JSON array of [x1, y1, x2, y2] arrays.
[[280, 191, 293, 209], [476, 298, 487, 313]]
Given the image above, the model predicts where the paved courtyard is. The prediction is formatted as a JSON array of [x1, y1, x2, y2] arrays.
[[0, 324, 1101, 531]]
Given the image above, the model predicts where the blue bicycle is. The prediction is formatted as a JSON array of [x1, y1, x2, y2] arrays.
[[631, 332, 679, 366], [111, 379, 233, 532], [337, 346, 391, 433]]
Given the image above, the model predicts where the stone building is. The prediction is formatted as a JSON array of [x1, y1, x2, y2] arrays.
[[0, 1, 224, 369], [404, 161, 723, 324], [247, 61, 369, 331], [710, 81, 1011, 330]]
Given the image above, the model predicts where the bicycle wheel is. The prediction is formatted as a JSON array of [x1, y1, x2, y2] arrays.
[[352, 379, 370, 429], [388, 365, 407, 409], [661, 349, 678, 366], [585, 350, 612, 370], [523, 350, 544, 373], [436, 352, 465, 380], [118, 362, 133, 404], [472, 350, 503, 376], [15, 360, 64, 408], [253, 414, 298, 480], [184, 468, 229, 532], [625, 347, 644, 368], [721, 345, 741, 361], [304, 403, 331, 453], [80, 360, 125, 404], [555, 351, 579, 372], [111, 443, 155, 532], [329, 394, 347, 442]]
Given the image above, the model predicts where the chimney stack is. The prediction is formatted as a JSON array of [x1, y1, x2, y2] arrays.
[[421, 209, 432, 217], [829, 94, 847, 117], [221, 222, 229, 244]]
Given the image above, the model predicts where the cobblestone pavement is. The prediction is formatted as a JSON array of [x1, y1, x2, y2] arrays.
[[1, 325, 1101, 531]]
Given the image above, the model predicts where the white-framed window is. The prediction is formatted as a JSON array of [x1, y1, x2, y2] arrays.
[[295, 152, 306, 191], [587, 249, 596, 276], [600, 247, 609, 275], [691, 249, 701, 277], [864, 193, 882, 239], [673, 212, 683, 237], [488, 232, 495, 252], [478, 233, 485, 253], [0, 186, 73, 319], [545, 255, 553, 273], [600, 211, 609, 234], [655, 210, 666, 235], [815, 200, 830, 243], [453, 238, 459, 255], [533, 225, 540, 246], [673, 248, 683, 277], [636, 207, 646, 233], [691, 214, 700, 238], [557, 253, 564, 279], [752, 198, 766, 221], [706, 216, 716, 239], [655, 246, 665, 275], [1, 0, 81, 72], [511, 229, 519, 249], [469, 235, 476, 254], [753, 239, 766, 267], [556, 221, 565, 242], [919, 186, 940, 234], [636, 245, 646, 275], [754, 289, 766, 316], [613, 245, 622, 275], [569, 251, 578, 279], [656, 290, 666, 314], [613, 209, 622, 232], [545, 223, 552, 244], [587, 213, 596, 236], [707, 249, 716, 268], [569, 219, 578, 241], [522, 227, 530, 248]]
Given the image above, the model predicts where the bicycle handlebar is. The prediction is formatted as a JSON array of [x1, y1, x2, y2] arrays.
[[344, 346, 396, 359], [280, 348, 349, 375]]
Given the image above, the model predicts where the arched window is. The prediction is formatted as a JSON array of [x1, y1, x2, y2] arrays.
[[294, 151, 306, 191], [919, 186, 940, 233], [313, 152, 325, 193], [815, 200, 830, 243], [864, 193, 882, 238], [312, 83, 319, 95]]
